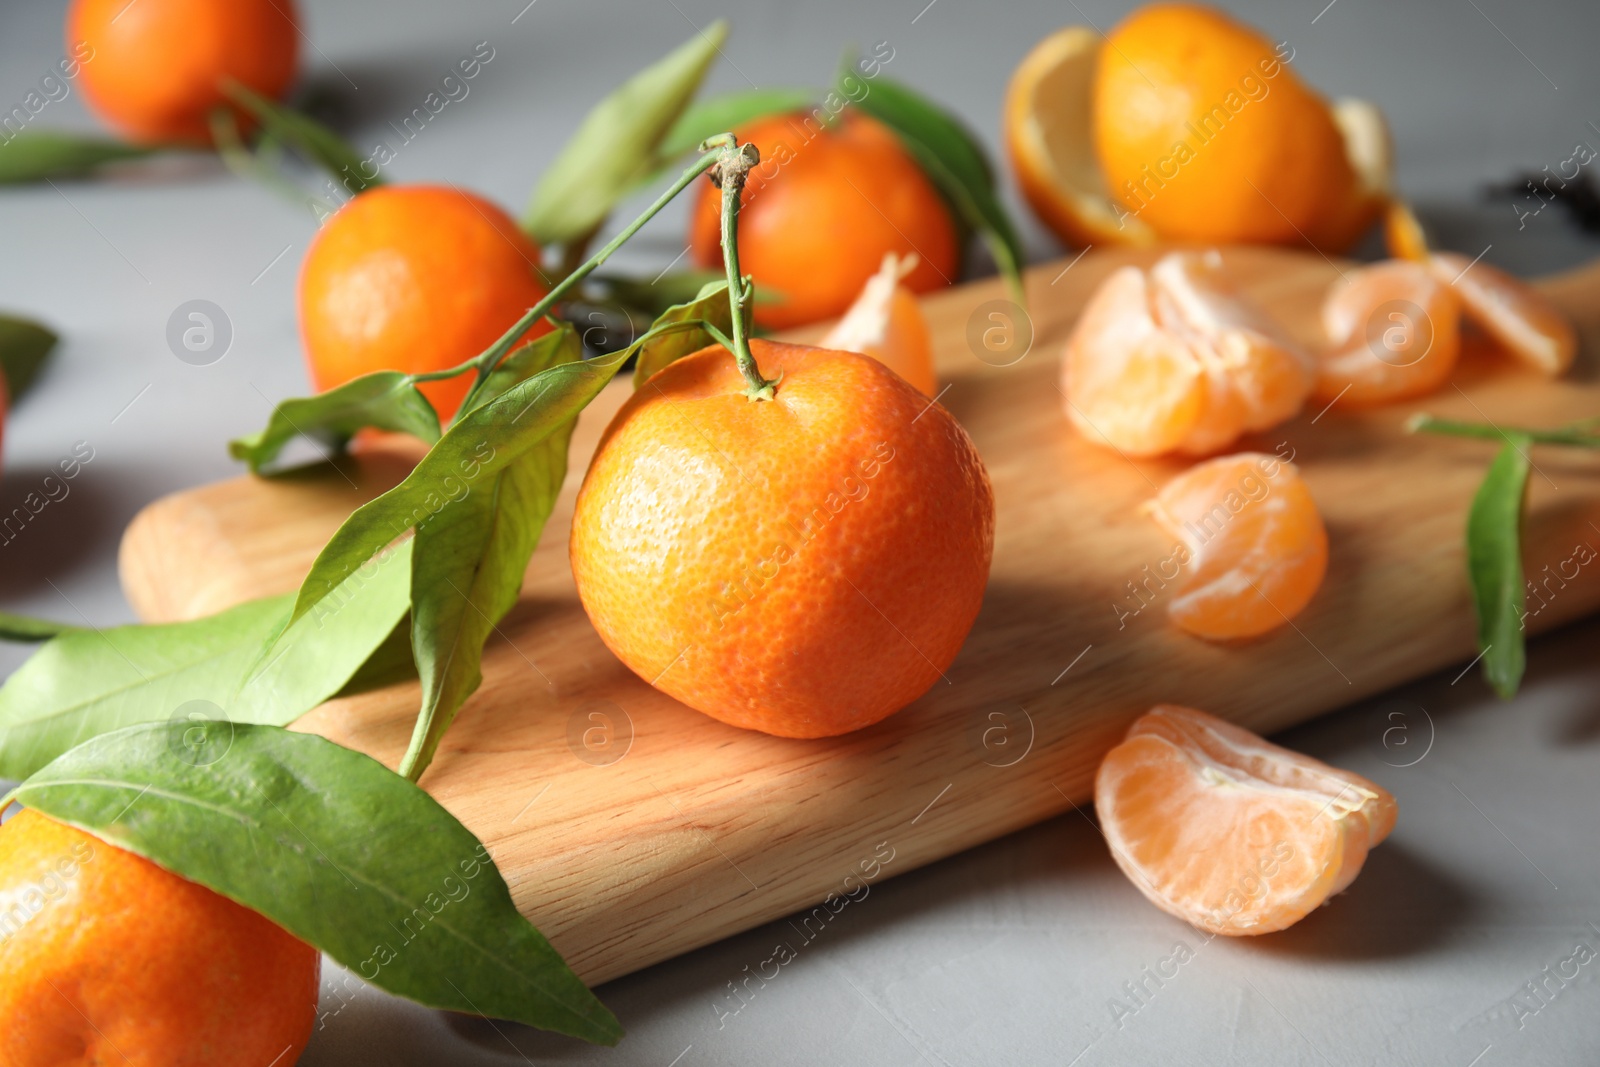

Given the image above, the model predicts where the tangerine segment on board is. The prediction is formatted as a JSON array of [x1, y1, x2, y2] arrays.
[[0, 810, 319, 1067], [1315, 259, 1462, 407], [687, 112, 960, 329], [1090, 3, 1378, 249], [819, 253, 939, 397], [1095, 705, 1397, 936], [69, 0, 301, 145], [1062, 251, 1313, 457], [299, 185, 552, 423], [570, 340, 994, 738], [1145, 452, 1327, 640]]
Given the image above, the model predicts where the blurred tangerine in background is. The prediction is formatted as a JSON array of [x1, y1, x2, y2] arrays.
[[299, 185, 553, 422], [68, 0, 301, 145], [689, 112, 960, 328]]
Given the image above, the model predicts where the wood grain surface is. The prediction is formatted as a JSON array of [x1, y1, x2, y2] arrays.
[[118, 246, 1600, 984]]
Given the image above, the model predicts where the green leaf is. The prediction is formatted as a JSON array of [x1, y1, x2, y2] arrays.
[[0, 130, 158, 184], [400, 328, 584, 777], [0, 314, 58, 401], [0, 541, 411, 781], [654, 86, 817, 163], [845, 72, 1026, 302], [522, 22, 727, 245], [1466, 436, 1531, 698], [8, 722, 621, 1044], [0, 610, 76, 642], [632, 279, 737, 386], [230, 371, 443, 473], [222, 80, 382, 194]]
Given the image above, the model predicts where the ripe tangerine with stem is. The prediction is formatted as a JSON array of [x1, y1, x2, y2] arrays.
[[68, 0, 301, 145], [299, 185, 553, 424], [687, 111, 960, 329], [0, 809, 319, 1066]]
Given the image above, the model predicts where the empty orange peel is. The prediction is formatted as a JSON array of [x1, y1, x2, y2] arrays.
[[1063, 251, 1313, 456], [1096, 704, 1397, 935], [820, 253, 938, 397], [1145, 452, 1327, 640]]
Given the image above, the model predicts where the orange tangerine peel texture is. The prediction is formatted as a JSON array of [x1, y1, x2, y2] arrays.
[[1095, 704, 1397, 936], [1063, 251, 1313, 457], [1145, 452, 1328, 640], [1316, 259, 1462, 407], [820, 253, 940, 397]]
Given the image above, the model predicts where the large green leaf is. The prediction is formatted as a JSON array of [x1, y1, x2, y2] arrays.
[[0, 540, 411, 780], [0, 131, 157, 184], [1466, 436, 1531, 698], [230, 371, 443, 473], [6, 723, 620, 1044], [522, 22, 727, 245], [401, 328, 584, 777], [0, 314, 58, 401], [631, 279, 737, 386], [846, 72, 1026, 301], [0, 610, 76, 642], [654, 86, 817, 163]]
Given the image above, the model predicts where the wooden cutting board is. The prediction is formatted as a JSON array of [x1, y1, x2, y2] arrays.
[[118, 246, 1600, 985]]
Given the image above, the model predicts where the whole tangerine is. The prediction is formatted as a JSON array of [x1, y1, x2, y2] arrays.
[[68, 0, 301, 145], [570, 339, 994, 737], [687, 112, 960, 329], [1092, 3, 1365, 247], [299, 185, 552, 423], [0, 809, 319, 1067]]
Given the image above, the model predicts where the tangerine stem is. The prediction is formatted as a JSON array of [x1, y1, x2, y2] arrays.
[[450, 142, 733, 416], [1408, 413, 1600, 449], [708, 136, 778, 401]]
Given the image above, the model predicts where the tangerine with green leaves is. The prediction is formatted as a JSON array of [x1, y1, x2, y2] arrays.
[[570, 339, 994, 737], [299, 185, 552, 423], [687, 112, 961, 328], [68, 0, 301, 145], [0, 809, 318, 1067]]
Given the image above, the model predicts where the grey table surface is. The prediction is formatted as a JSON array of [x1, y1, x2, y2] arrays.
[[2, 0, 1599, 1063]]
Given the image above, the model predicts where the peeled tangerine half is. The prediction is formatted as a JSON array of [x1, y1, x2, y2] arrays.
[[1096, 705, 1397, 936], [820, 253, 938, 397], [1064, 251, 1315, 457], [1316, 259, 1462, 407], [1145, 452, 1327, 640], [1386, 202, 1577, 375]]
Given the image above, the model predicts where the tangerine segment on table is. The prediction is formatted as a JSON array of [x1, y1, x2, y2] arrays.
[[299, 185, 552, 423], [1062, 251, 1313, 457], [1145, 452, 1327, 640], [0, 810, 319, 1067], [570, 340, 994, 739], [1315, 259, 1462, 407], [1430, 253, 1577, 375], [1091, 3, 1374, 249], [819, 253, 939, 397], [1095, 705, 1397, 936], [687, 112, 960, 329], [69, 0, 300, 145]]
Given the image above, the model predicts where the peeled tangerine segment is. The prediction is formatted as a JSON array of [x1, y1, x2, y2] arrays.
[[1147, 452, 1327, 640], [820, 253, 938, 397], [1063, 252, 1313, 457], [1095, 705, 1397, 935], [1430, 252, 1577, 376], [1317, 259, 1462, 406]]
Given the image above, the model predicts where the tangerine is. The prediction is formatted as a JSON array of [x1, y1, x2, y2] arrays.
[[299, 185, 552, 423], [1095, 705, 1397, 935], [1062, 251, 1313, 456], [570, 339, 994, 737], [687, 112, 960, 329], [68, 0, 300, 145], [1145, 452, 1327, 640], [1090, 3, 1378, 249], [0, 809, 318, 1066], [1316, 259, 1462, 407]]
